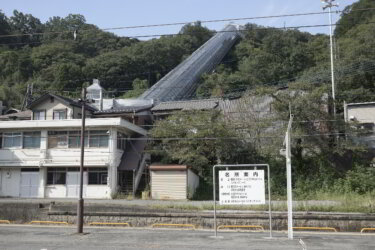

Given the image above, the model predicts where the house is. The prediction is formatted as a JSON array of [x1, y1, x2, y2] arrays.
[[0, 81, 149, 199], [344, 101, 375, 148]]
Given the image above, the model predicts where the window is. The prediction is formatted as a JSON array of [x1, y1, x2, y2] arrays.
[[89, 130, 109, 148], [68, 131, 81, 148], [47, 168, 66, 185], [48, 131, 68, 148], [48, 130, 109, 148], [117, 132, 127, 150], [53, 109, 67, 120], [23, 132, 41, 148], [33, 110, 46, 120], [3, 132, 22, 148], [88, 168, 107, 185]]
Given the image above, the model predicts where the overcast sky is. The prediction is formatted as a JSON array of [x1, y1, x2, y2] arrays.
[[1, 0, 359, 39]]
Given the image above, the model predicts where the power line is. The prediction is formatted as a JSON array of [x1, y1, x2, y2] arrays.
[[1, 7, 374, 39], [2, 20, 375, 47]]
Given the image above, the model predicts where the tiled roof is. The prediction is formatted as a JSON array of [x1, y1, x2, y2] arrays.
[[151, 99, 220, 112], [94, 106, 151, 114], [27, 93, 97, 112], [0, 110, 32, 120]]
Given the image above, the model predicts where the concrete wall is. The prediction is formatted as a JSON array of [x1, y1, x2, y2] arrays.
[[347, 105, 375, 123], [0, 149, 41, 166], [45, 148, 111, 166], [45, 185, 110, 199], [345, 104, 375, 148], [86, 186, 110, 198], [45, 185, 67, 198]]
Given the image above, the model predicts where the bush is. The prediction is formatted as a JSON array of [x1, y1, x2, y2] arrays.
[[333, 164, 375, 194]]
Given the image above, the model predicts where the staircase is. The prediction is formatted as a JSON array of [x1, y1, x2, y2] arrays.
[[118, 170, 134, 195], [118, 136, 150, 196]]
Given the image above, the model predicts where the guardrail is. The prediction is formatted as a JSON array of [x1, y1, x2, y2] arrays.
[[89, 222, 130, 227], [361, 228, 375, 233], [29, 221, 69, 225], [217, 225, 264, 231], [151, 223, 196, 229], [293, 227, 337, 232], [0, 220, 11, 224]]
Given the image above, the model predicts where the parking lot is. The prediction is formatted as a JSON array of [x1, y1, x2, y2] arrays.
[[0, 224, 374, 250]]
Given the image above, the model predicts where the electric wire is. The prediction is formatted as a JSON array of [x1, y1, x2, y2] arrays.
[[0, 7, 374, 39]]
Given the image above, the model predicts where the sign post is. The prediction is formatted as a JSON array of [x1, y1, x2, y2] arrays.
[[213, 164, 272, 238]]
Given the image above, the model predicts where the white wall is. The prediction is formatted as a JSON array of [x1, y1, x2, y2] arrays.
[[347, 105, 375, 123], [0, 149, 41, 166], [0, 168, 20, 197], [45, 148, 110, 166], [86, 185, 110, 198], [45, 185, 67, 198]]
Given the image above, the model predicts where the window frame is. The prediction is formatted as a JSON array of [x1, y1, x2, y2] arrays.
[[3, 132, 22, 148], [47, 168, 67, 185], [117, 132, 127, 150], [22, 131, 41, 149], [53, 109, 67, 120], [88, 168, 108, 185], [33, 110, 46, 120], [48, 130, 109, 149]]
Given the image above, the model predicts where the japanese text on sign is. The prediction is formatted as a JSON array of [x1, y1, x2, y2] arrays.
[[219, 170, 265, 205]]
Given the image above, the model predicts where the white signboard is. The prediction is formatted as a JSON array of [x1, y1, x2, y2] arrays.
[[219, 170, 265, 205]]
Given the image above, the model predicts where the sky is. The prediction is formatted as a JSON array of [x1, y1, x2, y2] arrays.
[[1, 0, 359, 39]]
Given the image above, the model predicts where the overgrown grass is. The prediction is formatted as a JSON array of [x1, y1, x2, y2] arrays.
[[150, 192, 375, 213]]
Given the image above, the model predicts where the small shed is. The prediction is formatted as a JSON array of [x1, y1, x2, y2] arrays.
[[149, 165, 199, 200]]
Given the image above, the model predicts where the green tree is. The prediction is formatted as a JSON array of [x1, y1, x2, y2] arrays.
[[149, 110, 255, 181], [121, 78, 148, 98]]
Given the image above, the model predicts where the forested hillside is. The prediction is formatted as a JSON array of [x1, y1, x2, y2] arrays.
[[0, 0, 374, 200], [0, 0, 374, 108], [198, 0, 375, 105], [0, 12, 212, 108]]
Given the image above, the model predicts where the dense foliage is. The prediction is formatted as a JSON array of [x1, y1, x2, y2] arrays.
[[0, 12, 213, 107], [1, 0, 374, 198]]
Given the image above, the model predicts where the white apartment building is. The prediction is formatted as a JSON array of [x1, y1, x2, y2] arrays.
[[0, 82, 150, 199]]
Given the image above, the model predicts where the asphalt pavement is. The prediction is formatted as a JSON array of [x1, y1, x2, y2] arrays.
[[0, 224, 374, 250]]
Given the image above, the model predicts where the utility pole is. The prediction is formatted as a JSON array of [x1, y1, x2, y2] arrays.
[[77, 87, 86, 234], [285, 110, 294, 240], [322, 0, 339, 117], [280, 105, 294, 240]]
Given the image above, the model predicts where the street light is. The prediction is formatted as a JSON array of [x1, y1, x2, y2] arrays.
[[321, 0, 339, 116]]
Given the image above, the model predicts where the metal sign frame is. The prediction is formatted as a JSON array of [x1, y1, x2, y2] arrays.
[[212, 164, 272, 238]]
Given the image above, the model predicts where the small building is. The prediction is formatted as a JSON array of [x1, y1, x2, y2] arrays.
[[149, 165, 199, 200], [344, 101, 375, 148]]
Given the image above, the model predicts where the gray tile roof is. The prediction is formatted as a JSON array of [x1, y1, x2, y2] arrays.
[[151, 99, 220, 112], [0, 110, 32, 120]]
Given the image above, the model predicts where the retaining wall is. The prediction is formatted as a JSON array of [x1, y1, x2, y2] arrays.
[[1, 202, 375, 232]]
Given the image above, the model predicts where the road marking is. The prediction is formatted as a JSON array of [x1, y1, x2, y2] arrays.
[[293, 226, 337, 232], [151, 223, 196, 229], [89, 222, 130, 227], [217, 225, 264, 231]]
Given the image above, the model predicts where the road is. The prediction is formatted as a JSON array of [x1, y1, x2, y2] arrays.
[[0, 225, 374, 250]]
